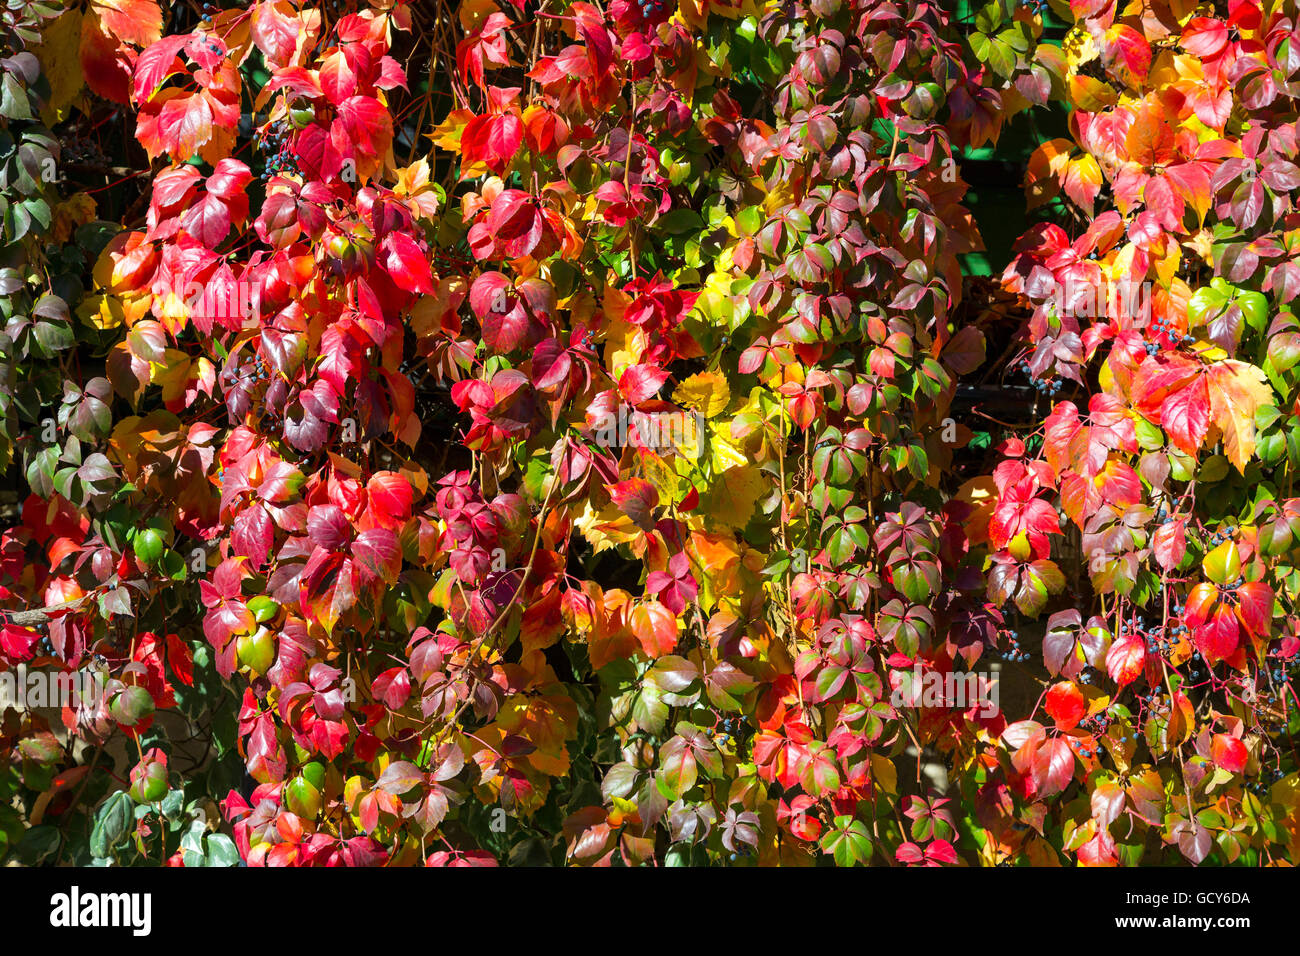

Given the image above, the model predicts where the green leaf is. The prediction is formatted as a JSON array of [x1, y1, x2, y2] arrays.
[[90, 791, 134, 859], [820, 815, 872, 866]]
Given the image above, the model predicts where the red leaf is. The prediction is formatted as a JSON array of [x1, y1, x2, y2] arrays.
[[485, 189, 545, 260], [1235, 581, 1272, 636], [1031, 737, 1076, 797], [250, 0, 300, 66], [630, 600, 677, 658], [353, 528, 401, 585], [606, 479, 659, 532], [462, 112, 523, 175], [231, 505, 274, 569], [1173, 820, 1211, 864], [1102, 25, 1151, 87], [206, 158, 253, 206], [94, 0, 163, 47], [618, 364, 669, 405], [0, 622, 40, 662], [1124, 102, 1177, 168], [1044, 681, 1087, 730], [165, 633, 194, 687], [307, 504, 351, 551], [371, 667, 412, 710], [1132, 356, 1209, 458], [1181, 17, 1228, 57], [1106, 633, 1145, 688], [336, 95, 393, 158], [1194, 604, 1240, 665], [133, 34, 189, 102], [1211, 733, 1247, 773], [1152, 519, 1186, 572], [81, 13, 134, 104], [366, 472, 413, 531], [926, 839, 958, 865], [1078, 827, 1118, 866], [380, 232, 434, 294]]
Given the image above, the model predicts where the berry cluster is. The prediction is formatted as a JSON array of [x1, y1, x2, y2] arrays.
[[1131, 688, 1166, 713], [636, 0, 671, 20], [1247, 765, 1286, 793], [715, 716, 736, 747], [1206, 526, 1236, 547], [1080, 709, 1113, 734], [1016, 360, 1062, 395], [259, 119, 299, 181], [1148, 315, 1195, 349], [999, 629, 1030, 663], [60, 138, 107, 170], [713, 714, 750, 749], [1078, 710, 1120, 756], [1264, 653, 1293, 686]]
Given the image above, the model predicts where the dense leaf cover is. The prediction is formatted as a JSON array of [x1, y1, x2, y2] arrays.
[[2, 0, 1300, 867]]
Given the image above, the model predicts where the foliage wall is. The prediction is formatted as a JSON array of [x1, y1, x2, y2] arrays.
[[1, 0, 1299, 867]]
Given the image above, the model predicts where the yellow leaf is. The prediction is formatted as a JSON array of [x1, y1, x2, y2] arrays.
[[1068, 74, 1119, 112], [77, 294, 125, 331], [602, 309, 643, 378], [687, 530, 742, 613], [674, 370, 731, 418], [705, 421, 749, 472], [391, 157, 440, 219], [1208, 360, 1273, 473], [1063, 23, 1099, 73], [150, 349, 191, 402], [31, 9, 85, 124], [459, 0, 500, 32], [870, 754, 897, 795], [573, 499, 641, 553], [52, 192, 96, 243], [697, 464, 763, 531], [1183, 229, 1215, 265], [641, 448, 687, 505], [1154, 242, 1182, 288], [955, 476, 998, 546], [1061, 153, 1102, 214], [429, 108, 473, 148]]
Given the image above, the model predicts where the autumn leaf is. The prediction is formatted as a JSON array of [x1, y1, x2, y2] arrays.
[[1105, 633, 1145, 688], [1206, 360, 1272, 472], [1132, 354, 1209, 458], [606, 478, 658, 532], [1211, 733, 1247, 773], [696, 464, 763, 531], [630, 600, 677, 658], [1024, 138, 1072, 209], [673, 371, 730, 417], [1044, 681, 1086, 730], [93, 0, 162, 47]]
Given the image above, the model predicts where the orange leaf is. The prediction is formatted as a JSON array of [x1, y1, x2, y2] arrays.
[[630, 600, 678, 658], [1045, 681, 1087, 730], [1025, 138, 1072, 210], [93, 0, 162, 47], [1207, 360, 1273, 472]]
